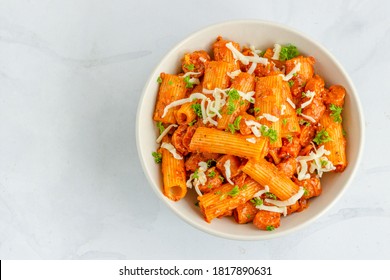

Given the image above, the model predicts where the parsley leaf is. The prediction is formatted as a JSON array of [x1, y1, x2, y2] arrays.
[[279, 44, 299, 61], [313, 129, 332, 145], [250, 197, 263, 206], [286, 135, 293, 143], [329, 104, 343, 123], [183, 76, 194, 88], [219, 175, 225, 182], [157, 76, 162, 83], [152, 152, 162, 164], [226, 88, 240, 115], [266, 225, 275, 231], [193, 169, 199, 179], [288, 80, 294, 87], [296, 107, 302, 115], [228, 123, 236, 134], [191, 103, 202, 118], [265, 192, 277, 200], [168, 80, 173, 85], [188, 119, 197, 126], [156, 121, 165, 134], [261, 125, 278, 143], [282, 118, 287, 125], [208, 170, 216, 178], [303, 187, 309, 196], [227, 186, 240, 197], [184, 64, 195, 71], [259, 50, 266, 57]]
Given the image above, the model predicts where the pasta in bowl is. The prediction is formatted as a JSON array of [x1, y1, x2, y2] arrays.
[[136, 20, 364, 240]]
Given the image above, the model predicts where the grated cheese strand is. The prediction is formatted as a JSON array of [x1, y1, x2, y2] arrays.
[[156, 124, 178, 143], [161, 142, 183, 160], [224, 160, 234, 185]]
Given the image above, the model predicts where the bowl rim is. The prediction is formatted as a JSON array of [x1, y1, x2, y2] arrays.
[[136, 19, 365, 240]]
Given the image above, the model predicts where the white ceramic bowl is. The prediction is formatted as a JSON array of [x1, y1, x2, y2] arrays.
[[136, 20, 364, 240]]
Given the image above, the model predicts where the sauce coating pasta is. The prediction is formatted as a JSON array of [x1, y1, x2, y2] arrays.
[[152, 38, 347, 231]]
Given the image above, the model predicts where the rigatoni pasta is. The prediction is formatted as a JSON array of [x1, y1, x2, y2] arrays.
[[151, 38, 348, 231]]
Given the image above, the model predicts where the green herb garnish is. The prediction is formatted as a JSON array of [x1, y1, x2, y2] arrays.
[[279, 44, 299, 61], [184, 64, 195, 71], [288, 80, 294, 87], [266, 225, 275, 231], [157, 76, 162, 83], [265, 192, 277, 200], [250, 197, 263, 206], [152, 152, 162, 164], [183, 76, 194, 88], [296, 108, 302, 115], [191, 103, 202, 118], [329, 104, 343, 123], [227, 186, 240, 197], [313, 129, 332, 145], [208, 170, 216, 178], [156, 121, 165, 134], [261, 125, 278, 143]]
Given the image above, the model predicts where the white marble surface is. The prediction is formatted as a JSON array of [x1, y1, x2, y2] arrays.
[[0, 0, 389, 259]]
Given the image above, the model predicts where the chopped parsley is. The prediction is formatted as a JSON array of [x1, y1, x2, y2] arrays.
[[288, 80, 294, 87], [342, 128, 347, 136], [184, 64, 195, 71], [168, 80, 173, 85], [239, 100, 245, 106], [183, 75, 194, 88], [299, 119, 311, 126], [313, 129, 332, 145], [194, 201, 199, 207], [266, 225, 275, 231], [219, 175, 225, 182], [241, 184, 248, 190], [282, 118, 288, 125], [320, 159, 328, 167], [302, 92, 306, 98], [226, 88, 240, 115], [259, 50, 266, 57], [265, 192, 277, 200], [152, 152, 162, 164], [329, 104, 343, 123], [208, 170, 216, 178], [157, 76, 162, 83], [296, 107, 302, 115], [250, 197, 263, 206], [193, 169, 199, 179], [279, 44, 299, 61], [286, 135, 293, 143], [303, 187, 309, 196], [156, 121, 165, 134], [261, 126, 278, 143], [227, 186, 240, 197], [188, 119, 197, 126], [191, 103, 202, 118], [228, 116, 242, 134], [254, 107, 261, 114], [246, 214, 252, 219]]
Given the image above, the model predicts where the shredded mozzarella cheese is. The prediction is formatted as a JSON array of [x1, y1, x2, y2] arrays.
[[301, 113, 316, 123], [253, 185, 270, 198], [161, 142, 183, 160], [283, 62, 301, 81], [296, 145, 335, 180], [156, 124, 178, 143], [238, 90, 255, 103], [182, 71, 201, 78], [186, 161, 208, 196], [246, 137, 256, 144], [224, 160, 234, 185], [257, 204, 287, 216], [300, 90, 316, 109], [262, 113, 279, 122], [265, 187, 305, 207], [226, 42, 268, 66], [281, 104, 286, 115], [286, 97, 296, 109], [271, 43, 282, 60], [227, 70, 241, 79]]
